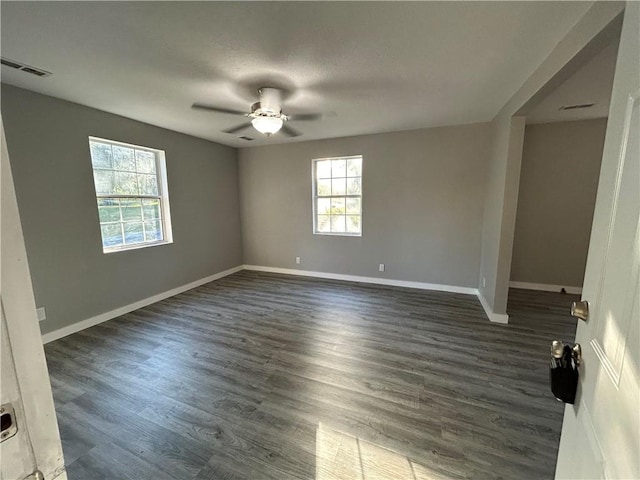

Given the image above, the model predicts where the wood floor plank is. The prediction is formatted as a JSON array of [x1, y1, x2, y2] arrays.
[[45, 271, 578, 479]]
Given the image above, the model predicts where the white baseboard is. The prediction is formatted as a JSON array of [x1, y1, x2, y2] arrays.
[[41, 266, 243, 344], [245, 264, 509, 324], [477, 291, 509, 324], [509, 281, 582, 295], [43, 264, 509, 343], [243, 264, 479, 295]]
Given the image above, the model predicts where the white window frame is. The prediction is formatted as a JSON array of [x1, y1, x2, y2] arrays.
[[312, 155, 363, 237], [88, 136, 173, 253]]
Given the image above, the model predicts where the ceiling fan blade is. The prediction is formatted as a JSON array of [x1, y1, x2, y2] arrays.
[[223, 123, 253, 134], [286, 112, 324, 121], [192, 103, 247, 116], [280, 124, 302, 137]]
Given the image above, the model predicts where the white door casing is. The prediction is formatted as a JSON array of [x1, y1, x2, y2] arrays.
[[555, 3, 639, 479], [0, 113, 66, 479], [1, 304, 38, 480]]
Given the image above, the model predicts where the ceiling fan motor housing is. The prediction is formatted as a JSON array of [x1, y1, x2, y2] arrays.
[[248, 88, 287, 135], [249, 101, 288, 121], [258, 87, 282, 114]]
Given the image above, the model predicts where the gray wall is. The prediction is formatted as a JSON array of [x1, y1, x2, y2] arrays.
[[510, 118, 606, 287], [239, 124, 492, 288], [1, 85, 242, 334]]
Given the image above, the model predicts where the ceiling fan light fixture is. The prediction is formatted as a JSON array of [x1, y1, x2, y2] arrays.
[[251, 116, 283, 135]]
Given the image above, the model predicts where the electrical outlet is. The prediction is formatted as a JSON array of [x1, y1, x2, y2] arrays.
[[36, 307, 46, 322], [379, 263, 385, 272], [295, 256, 301, 265], [482, 277, 486, 288]]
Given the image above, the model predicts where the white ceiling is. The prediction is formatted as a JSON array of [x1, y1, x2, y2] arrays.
[[526, 40, 618, 124], [1, 2, 593, 147]]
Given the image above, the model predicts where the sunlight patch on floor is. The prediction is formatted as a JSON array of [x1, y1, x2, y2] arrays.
[[315, 422, 441, 480]]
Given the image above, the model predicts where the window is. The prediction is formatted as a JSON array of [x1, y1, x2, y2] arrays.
[[88, 137, 173, 253], [313, 155, 362, 236]]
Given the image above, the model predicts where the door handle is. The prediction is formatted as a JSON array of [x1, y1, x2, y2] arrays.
[[571, 300, 589, 321], [550, 341, 582, 366]]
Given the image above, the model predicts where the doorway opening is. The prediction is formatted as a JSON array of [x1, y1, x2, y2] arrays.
[[506, 26, 621, 337]]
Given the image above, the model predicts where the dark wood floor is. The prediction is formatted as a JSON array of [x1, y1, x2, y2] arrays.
[[45, 271, 578, 479]]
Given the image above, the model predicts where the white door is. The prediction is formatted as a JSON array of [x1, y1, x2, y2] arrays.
[[0, 114, 66, 480], [555, 2, 639, 479]]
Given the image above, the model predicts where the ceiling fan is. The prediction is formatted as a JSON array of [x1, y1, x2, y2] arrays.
[[192, 87, 323, 138]]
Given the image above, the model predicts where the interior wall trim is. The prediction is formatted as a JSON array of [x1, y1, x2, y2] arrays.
[[243, 264, 479, 295], [41, 264, 513, 344], [477, 290, 510, 324], [509, 281, 583, 295], [41, 265, 243, 344], [245, 265, 511, 324]]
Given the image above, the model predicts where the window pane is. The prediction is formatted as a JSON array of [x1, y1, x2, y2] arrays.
[[124, 222, 144, 244], [332, 159, 346, 177], [136, 150, 156, 174], [97, 198, 121, 223], [347, 157, 362, 177], [347, 178, 361, 195], [138, 174, 159, 196], [101, 223, 123, 248], [90, 142, 113, 169], [346, 197, 361, 214], [316, 160, 332, 179], [317, 198, 331, 215], [313, 156, 362, 236], [346, 215, 361, 233], [93, 170, 115, 195], [317, 215, 331, 233], [144, 220, 162, 241], [121, 198, 142, 221], [89, 138, 171, 251], [113, 146, 136, 171], [142, 199, 161, 220], [317, 179, 331, 196], [331, 215, 346, 232], [331, 178, 346, 195], [114, 172, 138, 195], [330, 197, 346, 214]]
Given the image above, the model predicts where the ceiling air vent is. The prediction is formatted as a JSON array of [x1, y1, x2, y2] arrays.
[[1, 58, 22, 69], [1, 57, 51, 77], [559, 103, 595, 111], [238, 136, 254, 141]]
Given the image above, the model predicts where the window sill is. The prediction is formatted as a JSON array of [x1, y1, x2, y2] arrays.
[[103, 239, 173, 254], [313, 232, 362, 237]]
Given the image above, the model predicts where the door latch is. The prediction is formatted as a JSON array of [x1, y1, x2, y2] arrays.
[[1, 403, 18, 442]]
